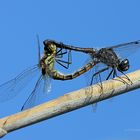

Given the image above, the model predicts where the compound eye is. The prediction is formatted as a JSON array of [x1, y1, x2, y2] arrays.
[[123, 59, 129, 64], [118, 59, 129, 71], [44, 46, 50, 53]]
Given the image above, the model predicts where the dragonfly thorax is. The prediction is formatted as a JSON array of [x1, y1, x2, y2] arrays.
[[96, 48, 120, 67], [117, 59, 129, 72], [39, 41, 57, 76], [40, 56, 55, 76]]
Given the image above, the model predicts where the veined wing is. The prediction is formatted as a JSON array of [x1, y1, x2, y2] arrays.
[[84, 59, 112, 112], [0, 65, 39, 102], [84, 61, 110, 86], [21, 74, 52, 110], [106, 40, 140, 59], [83, 58, 103, 112]]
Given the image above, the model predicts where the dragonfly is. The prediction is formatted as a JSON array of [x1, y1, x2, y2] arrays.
[[0, 37, 97, 111], [43, 39, 140, 110], [44, 39, 140, 85]]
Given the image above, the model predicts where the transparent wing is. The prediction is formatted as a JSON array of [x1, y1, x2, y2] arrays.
[[36, 34, 41, 63], [83, 57, 100, 112], [106, 40, 140, 59], [0, 65, 39, 102], [84, 60, 111, 112], [83, 56, 95, 86], [21, 74, 52, 110], [94, 63, 113, 83], [84, 56, 108, 86], [43, 74, 52, 93]]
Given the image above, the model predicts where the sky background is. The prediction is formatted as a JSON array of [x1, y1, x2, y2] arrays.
[[0, 0, 140, 139]]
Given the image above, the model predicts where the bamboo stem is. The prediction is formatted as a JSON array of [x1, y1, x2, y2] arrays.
[[0, 70, 140, 138]]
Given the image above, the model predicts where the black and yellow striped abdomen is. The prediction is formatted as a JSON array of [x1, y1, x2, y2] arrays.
[[51, 61, 97, 80]]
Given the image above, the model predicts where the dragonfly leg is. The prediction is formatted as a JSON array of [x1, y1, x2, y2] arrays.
[[56, 48, 63, 56], [106, 68, 114, 80], [119, 70, 133, 84], [90, 67, 109, 85], [68, 50, 72, 66], [56, 48, 68, 58], [55, 60, 70, 69], [113, 69, 130, 85], [56, 50, 72, 69], [56, 48, 67, 57]]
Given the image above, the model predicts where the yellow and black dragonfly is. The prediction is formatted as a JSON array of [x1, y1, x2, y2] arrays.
[[0, 37, 95, 110]]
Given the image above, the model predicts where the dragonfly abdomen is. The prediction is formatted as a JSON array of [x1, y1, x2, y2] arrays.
[[52, 61, 97, 80]]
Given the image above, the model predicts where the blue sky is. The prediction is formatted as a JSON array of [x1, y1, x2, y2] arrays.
[[0, 0, 140, 139]]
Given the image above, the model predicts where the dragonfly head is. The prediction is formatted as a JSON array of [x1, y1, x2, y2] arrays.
[[43, 41, 57, 54], [117, 59, 129, 72]]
